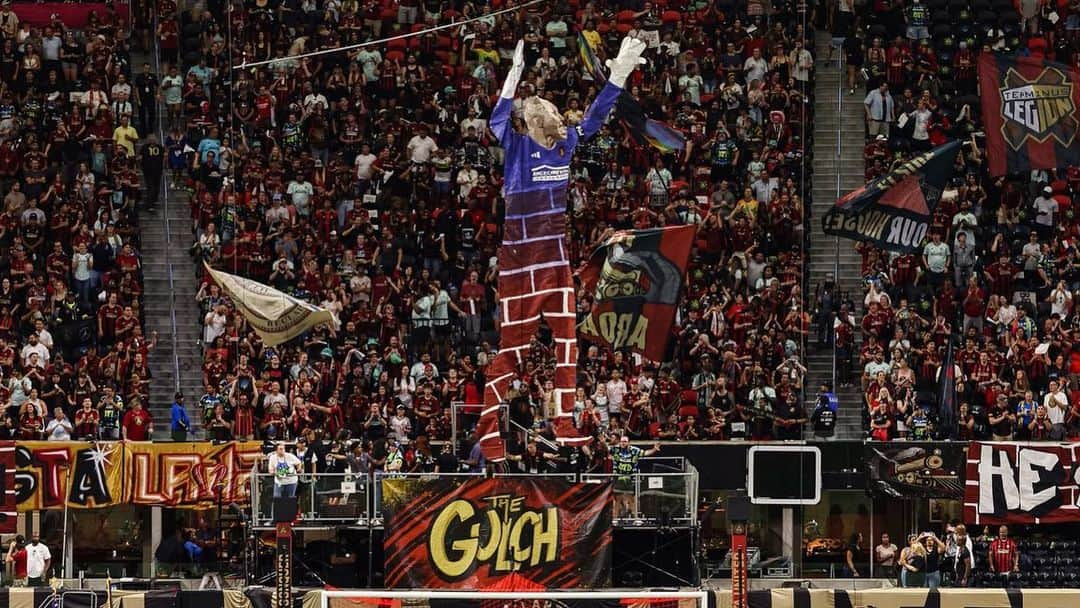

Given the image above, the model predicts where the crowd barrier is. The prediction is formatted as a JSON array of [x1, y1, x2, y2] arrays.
[[250, 467, 698, 529]]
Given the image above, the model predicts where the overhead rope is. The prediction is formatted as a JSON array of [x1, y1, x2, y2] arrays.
[[231, 0, 546, 70]]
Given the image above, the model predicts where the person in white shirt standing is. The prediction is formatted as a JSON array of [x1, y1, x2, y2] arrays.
[[606, 370, 628, 421], [286, 176, 314, 219], [1033, 186, 1059, 239], [25, 534, 50, 587], [266, 442, 302, 498], [1043, 379, 1068, 433], [406, 125, 438, 166]]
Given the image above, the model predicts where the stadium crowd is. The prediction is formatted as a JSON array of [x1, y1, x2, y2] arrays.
[[0, 1, 160, 442], [824, 0, 1080, 441], [162, 0, 821, 469]]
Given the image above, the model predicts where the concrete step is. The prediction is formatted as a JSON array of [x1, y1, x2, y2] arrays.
[[809, 155, 867, 164], [137, 104, 206, 407]]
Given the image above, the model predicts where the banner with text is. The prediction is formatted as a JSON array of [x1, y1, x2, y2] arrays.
[[979, 53, 1080, 176], [16, 441, 263, 510], [381, 477, 612, 589], [822, 141, 958, 253], [963, 441, 1080, 525]]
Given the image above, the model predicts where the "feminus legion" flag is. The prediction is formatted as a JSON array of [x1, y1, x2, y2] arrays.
[[979, 53, 1080, 176]]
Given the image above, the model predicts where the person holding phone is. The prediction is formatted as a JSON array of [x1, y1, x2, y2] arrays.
[[921, 532, 946, 589]]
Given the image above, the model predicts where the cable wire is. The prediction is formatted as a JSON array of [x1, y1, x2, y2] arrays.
[[230, 0, 546, 71]]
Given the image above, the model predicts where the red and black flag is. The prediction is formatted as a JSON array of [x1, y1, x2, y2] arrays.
[[578, 225, 696, 362], [979, 53, 1080, 176], [822, 140, 959, 254]]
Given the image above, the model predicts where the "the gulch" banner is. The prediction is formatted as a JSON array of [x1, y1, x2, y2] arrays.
[[15, 441, 263, 510], [381, 477, 612, 589]]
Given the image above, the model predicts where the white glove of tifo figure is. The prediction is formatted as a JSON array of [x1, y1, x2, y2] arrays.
[[500, 40, 525, 100], [606, 36, 647, 89]]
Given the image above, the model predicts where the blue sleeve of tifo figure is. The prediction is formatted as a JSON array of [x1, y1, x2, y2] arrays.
[[579, 81, 622, 141], [489, 95, 515, 147]]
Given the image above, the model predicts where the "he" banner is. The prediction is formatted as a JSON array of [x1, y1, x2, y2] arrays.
[[381, 477, 612, 589], [979, 53, 1080, 176], [963, 442, 1080, 525], [16, 441, 263, 510]]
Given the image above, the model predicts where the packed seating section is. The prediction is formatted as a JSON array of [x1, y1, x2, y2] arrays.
[[0, 1, 157, 443], [836, 0, 1080, 442], [167, 0, 818, 469]]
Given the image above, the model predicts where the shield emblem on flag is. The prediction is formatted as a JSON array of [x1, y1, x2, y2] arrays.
[[999, 66, 1078, 150]]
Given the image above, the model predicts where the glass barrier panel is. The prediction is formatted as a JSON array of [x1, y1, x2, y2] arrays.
[[638, 473, 693, 524]]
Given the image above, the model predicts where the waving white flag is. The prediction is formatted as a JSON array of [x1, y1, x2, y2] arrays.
[[205, 264, 339, 346]]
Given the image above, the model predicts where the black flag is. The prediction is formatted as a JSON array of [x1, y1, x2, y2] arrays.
[[822, 140, 960, 253], [939, 336, 957, 437]]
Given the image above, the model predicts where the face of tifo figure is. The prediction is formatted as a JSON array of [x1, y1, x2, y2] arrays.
[[523, 96, 567, 148]]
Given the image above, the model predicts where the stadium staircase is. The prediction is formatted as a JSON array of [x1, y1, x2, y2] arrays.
[[805, 32, 867, 440], [143, 182, 204, 439], [138, 51, 205, 440]]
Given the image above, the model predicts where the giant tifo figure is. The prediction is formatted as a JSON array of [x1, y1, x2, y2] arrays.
[[478, 38, 647, 461]]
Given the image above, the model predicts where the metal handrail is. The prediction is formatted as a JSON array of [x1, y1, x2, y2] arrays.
[[831, 53, 845, 392], [508, 418, 559, 451], [150, 10, 181, 395]]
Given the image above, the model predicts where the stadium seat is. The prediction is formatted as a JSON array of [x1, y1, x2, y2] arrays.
[[678, 405, 699, 420]]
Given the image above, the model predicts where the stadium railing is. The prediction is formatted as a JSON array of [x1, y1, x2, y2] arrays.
[[248, 465, 699, 529]]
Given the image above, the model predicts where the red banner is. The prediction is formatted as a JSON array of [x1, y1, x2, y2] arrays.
[[963, 442, 1080, 525], [578, 226, 695, 361], [381, 477, 612, 589], [978, 53, 1080, 176]]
